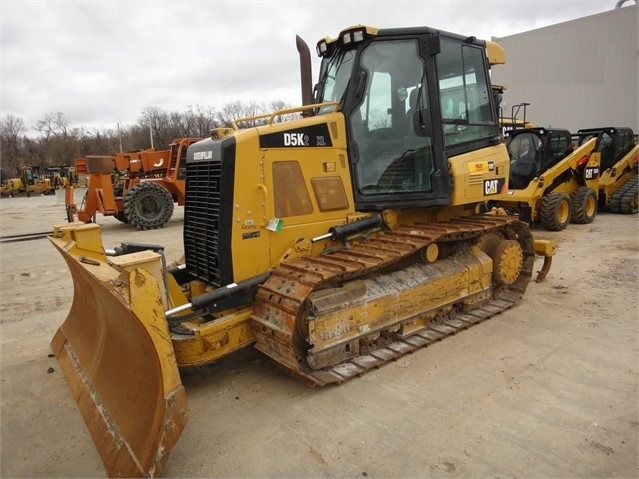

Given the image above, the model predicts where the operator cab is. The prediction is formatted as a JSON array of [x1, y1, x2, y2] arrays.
[[505, 128, 573, 189], [575, 127, 636, 171], [313, 26, 501, 211]]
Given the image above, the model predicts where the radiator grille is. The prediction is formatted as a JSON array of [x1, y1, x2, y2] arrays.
[[183, 139, 235, 287]]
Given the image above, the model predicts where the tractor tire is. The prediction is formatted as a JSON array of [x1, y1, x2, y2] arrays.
[[570, 186, 597, 224], [539, 192, 571, 231], [123, 182, 174, 230]]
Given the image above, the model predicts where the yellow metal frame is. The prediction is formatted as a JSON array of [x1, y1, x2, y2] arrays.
[[598, 144, 638, 206], [495, 137, 599, 221]]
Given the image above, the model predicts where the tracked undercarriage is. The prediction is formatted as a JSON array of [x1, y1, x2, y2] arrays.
[[608, 175, 638, 214], [251, 215, 534, 386]]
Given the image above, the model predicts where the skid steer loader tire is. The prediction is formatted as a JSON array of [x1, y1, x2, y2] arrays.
[[570, 186, 597, 224], [123, 182, 174, 230], [539, 192, 571, 231]]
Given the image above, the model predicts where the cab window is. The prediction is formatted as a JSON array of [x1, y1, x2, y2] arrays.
[[437, 40, 498, 147]]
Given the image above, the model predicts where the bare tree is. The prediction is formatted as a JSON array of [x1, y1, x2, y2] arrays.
[[0, 98, 297, 174], [35, 112, 69, 138], [184, 105, 218, 137], [32, 112, 82, 166], [1, 115, 26, 171], [217, 100, 289, 128], [368, 109, 392, 130], [140, 106, 171, 149], [268, 99, 300, 123], [217, 101, 246, 128]]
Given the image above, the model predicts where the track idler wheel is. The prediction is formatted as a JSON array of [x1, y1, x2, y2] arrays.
[[479, 234, 524, 285]]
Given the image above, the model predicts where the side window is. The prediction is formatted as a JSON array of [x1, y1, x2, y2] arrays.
[[508, 133, 539, 164], [617, 130, 633, 159], [548, 133, 571, 165], [599, 133, 616, 170], [359, 72, 392, 131], [437, 40, 498, 147]]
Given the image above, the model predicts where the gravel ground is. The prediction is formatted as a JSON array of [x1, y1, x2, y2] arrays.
[[0, 190, 637, 478]]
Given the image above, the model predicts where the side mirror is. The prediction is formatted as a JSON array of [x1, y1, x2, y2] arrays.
[[411, 109, 430, 136]]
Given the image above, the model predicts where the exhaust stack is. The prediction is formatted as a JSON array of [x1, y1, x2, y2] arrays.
[[296, 35, 313, 116]]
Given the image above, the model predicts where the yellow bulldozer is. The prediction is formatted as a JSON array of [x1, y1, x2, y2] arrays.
[[44, 165, 79, 189], [49, 25, 557, 477], [1, 165, 56, 197]]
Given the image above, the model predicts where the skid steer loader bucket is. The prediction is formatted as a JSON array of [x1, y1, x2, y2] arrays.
[[49, 223, 188, 477]]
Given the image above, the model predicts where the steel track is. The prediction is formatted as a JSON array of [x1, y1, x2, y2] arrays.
[[251, 215, 535, 387]]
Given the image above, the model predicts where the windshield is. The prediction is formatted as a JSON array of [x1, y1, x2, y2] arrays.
[[316, 50, 356, 111]]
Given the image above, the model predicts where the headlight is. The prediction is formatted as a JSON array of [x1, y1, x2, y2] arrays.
[[316, 41, 328, 56], [340, 27, 367, 46], [353, 30, 365, 42]]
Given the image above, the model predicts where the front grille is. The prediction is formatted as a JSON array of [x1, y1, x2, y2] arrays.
[[183, 138, 235, 287]]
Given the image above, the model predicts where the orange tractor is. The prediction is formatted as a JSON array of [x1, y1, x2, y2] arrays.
[[66, 138, 202, 229]]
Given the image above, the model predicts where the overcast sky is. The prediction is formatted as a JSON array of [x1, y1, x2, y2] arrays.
[[1, 0, 617, 137]]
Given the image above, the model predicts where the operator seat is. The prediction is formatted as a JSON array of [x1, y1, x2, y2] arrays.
[[405, 88, 419, 132]]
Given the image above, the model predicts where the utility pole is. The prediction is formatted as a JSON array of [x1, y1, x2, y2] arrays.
[[117, 123, 123, 152]]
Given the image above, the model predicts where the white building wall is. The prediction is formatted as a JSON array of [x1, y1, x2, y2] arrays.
[[492, 4, 638, 133]]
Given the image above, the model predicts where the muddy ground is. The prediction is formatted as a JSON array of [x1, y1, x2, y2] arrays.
[[0, 190, 637, 478]]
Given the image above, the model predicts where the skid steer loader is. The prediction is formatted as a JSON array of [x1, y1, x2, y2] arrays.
[[574, 127, 638, 214], [49, 25, 556, 477], [491, 127, 600, 230]]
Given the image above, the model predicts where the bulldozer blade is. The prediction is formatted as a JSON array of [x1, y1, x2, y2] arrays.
[[50, 232, 188, 477]]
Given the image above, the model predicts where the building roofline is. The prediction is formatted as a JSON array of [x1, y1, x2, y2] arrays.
[[492, 3, 637, 41]]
